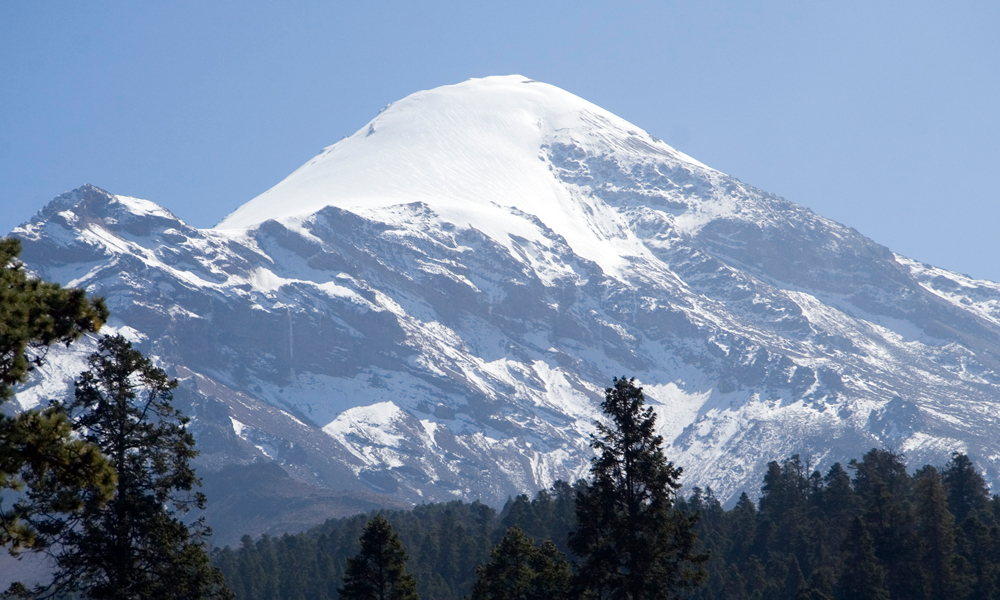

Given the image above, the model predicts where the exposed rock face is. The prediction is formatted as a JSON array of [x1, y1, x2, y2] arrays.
[[12, 77, 1000, 513]]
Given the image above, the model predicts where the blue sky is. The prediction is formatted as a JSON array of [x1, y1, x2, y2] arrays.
[[2, 2, 998, 280]]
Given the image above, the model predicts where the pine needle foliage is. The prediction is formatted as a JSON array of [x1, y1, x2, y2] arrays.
[[340, 514, 419, 600], [0, 237, 108, 399], [0, 237, 113, 556], [570, 377, 707, 600], [22, 335, 232, 600], [470, 526, 570, 600]]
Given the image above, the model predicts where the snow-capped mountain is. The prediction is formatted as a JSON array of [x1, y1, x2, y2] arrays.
[[12, 75, 1000, 509]]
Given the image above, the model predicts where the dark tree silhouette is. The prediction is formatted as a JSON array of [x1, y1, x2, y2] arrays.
[[24, 335, 231, 600], [914, 466, 970, 600], [943, 453, 990, 524], [471, 526, 570, 600], [570, 377, 707, 600], [835, 517, 889, 600], [340, 514, 419, 600], [0, 237, 113, 557]]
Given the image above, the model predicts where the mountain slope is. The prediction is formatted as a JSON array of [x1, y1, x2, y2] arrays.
[[12, 76, 1000, 510]]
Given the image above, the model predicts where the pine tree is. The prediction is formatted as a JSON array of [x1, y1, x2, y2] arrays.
[[914, 466, 969, 600], [471, 526, 569, 600], [758, 456, 815, 571], [759, 457, 809, 520], [26, 334, 232, 600], [254, 534, 281, 600], [818, 463, 856, 519], [0, 237, 108, 399], [835, 517, 889, 600], [1, 402, 115, 556], [942, 453, 990, 524], [570, 377, 707, 600], [724, 493, 757, 562], [340, 514, 419, 600], [958, 515, 1000, 600], [0, 237, 113, 555], [501, 495, 545, 542], [531, 539, 571, 600], [850, 449, 920, 600]]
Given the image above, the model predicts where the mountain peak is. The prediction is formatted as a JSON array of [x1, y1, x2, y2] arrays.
[[214, 76, 717, 277], [215, 76, 708, 233], [16, 78, 1000, 508], [29, 184, 113, 223], [24, 184, 181, 229]]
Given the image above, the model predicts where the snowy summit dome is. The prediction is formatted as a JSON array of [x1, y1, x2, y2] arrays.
[[215, 75, 707, 235]]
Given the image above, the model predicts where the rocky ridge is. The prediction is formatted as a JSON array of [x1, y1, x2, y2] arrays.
[[11, 76, 1000, 516]]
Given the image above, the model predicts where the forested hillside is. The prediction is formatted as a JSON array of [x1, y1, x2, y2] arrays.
[[213, 450, 1000, 600], [211, 486, 579, 600]]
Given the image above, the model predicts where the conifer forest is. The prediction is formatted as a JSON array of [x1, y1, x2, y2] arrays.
[[211, 447, 1000, 600]]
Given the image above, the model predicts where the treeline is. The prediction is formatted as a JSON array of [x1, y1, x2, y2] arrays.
[[212, 486, 577, 600], [685, 450, 1000, 600], [213, 449, 1000, 600], [215, 377, 706, 600]]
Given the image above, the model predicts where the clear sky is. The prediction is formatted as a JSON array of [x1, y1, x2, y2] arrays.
[[2, 2, 998, 281]]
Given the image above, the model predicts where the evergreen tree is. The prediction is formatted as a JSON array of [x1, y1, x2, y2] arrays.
[[835, 517, 889, 600], [0, 237, 113, 554], [0, 237, 108, 398], [254, 534, 282, 600], [914, 466, 969, 600], [544, 480, 586, 555], [0, 402, 115, 556], [957, 515, 1000, 600], [340, 514, 419, 600], [532, 539, 571, 600], [806, 463, 856, 568], [471, 526, 569, 600], [781, 555, 805, 600], [850, 449, 920, 600], [501, 495, 544, 541], [757, 456, 818, 574], [759, 457, 809, 519], [569, 377, 707, 600], [818, 463, 855, 518], [700, 488, 725, 527], [724, 493, 757, 562], [25, 335, 231, 600], [942, 453, 990, 525]]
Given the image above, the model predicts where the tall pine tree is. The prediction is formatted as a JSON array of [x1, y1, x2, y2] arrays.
[[0, 237, 113, 555], [835, 517, 889, 600], [570, 377, 707, 600], [942, 453, 990, 525], [914, 466, 969, 600], [25, 335, 231, 600], [850, 449, 920, 600], [340, 514, 419, 600], [471, 526, 570, 600]]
